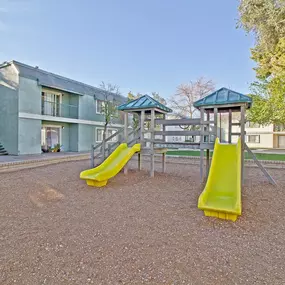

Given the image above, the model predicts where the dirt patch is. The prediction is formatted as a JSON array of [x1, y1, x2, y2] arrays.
[[29, 187, 64, 208], [0, 160, 285, 284]]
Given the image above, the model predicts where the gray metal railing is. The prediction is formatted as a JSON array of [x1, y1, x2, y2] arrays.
[[41, 100, 78, 119]]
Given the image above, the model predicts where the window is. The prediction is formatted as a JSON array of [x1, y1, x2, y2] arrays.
[[113, 103, 119, 117], [41, 126, 61, 151], [203, 135, 215, 143], [246, 121, 260, 128], [96, 128, 118, 142], [107, 129, 117, 142], [96, 100, 105, 114], [185, 136, 195, 142], [246, 135, 260, 143], [42, 92, 61, 116], [96, 100, 119, 117], [97, 129, 104, 142]]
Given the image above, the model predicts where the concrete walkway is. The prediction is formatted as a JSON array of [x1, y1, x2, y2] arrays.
[[0, 152, 90, 173], [175, 148, 285, 155], [251, 149, 285, 154], [0, 152, 89, 164], [0, 150, 284, 174]]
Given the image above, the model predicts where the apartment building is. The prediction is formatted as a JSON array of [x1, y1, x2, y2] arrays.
[[0, 60, 126, 155], [242, 122, 285, 149], [219, 118, 285, 149], [165, 113, 285, 149]]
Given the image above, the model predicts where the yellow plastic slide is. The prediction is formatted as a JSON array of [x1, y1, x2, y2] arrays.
[[198, 138, 241, 221], [80, 143, 140, 187]]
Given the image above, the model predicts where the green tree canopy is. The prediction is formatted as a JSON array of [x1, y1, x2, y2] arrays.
[[151, 92, 167, 105], [238, 0, 285, 125], [99, 82, 121, 158]]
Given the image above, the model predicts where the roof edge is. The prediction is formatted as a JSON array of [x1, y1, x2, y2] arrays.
[[118, 94, 172, 113], [11, 60, 104, 93], [193, 87, 252, 109]]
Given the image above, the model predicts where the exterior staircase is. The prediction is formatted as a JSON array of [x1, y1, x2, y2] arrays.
[[0, 142, 8, 155]]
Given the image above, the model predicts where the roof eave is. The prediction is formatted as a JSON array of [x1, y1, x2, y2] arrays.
[[195, 101, 252, 110], [118, 106, 172, 113]]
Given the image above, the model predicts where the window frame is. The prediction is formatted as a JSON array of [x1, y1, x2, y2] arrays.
[[96, 100, 105, 114], [185, 136, 195, 142], [96, 99, 120, 118], [246, 135, 260, 143], [96, 128, 118, 143], [42, 91, 62, 117], [41, 124, 62, 149]]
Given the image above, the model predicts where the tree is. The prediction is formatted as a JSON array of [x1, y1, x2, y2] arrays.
[[238, 0, 285, 125], [170, 77, 215, 119], [99, 82, 120, 158], [127, 91, 141, 101], [127, 91, 167, 129], [247, 77, 285, 124], [127, 91, 141, 129], [128, 91, 167, 105], [151, 92, 167, 105]]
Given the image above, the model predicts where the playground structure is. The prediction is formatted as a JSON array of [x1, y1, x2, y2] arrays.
[[80, 88, 276, 221]]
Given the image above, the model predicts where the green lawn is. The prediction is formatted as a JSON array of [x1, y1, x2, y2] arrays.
[[166, 150, 285, 161]]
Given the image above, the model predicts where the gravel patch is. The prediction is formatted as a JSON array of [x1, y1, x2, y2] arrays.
[[0, 160, 285, 284]]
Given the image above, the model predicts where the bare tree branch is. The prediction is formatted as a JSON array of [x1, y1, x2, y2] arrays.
[[99, 82, 121, 158], [170, 77, 215, 119]]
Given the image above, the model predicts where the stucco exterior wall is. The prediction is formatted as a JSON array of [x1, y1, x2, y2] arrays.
[[230, 124, 274, 148], [18, 77, 41, 114], [63, 93, 79, 119], [78, 95, 125, 124], [78, 95, 103, 122], [0, 64, 19, 154], [69, 124, 79, 152], [1, 62, 126, 155], [78, 124, 95, 152], [18, 118, 41, 154], [247, 133, 274, 148]]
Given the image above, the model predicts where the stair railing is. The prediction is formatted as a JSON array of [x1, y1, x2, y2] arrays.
[[90, 127, 140, 168]]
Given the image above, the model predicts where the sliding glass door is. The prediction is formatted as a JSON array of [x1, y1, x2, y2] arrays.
[[41, 126, 61, 151]]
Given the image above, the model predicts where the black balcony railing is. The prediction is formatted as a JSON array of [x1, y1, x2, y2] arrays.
[[41, 100, 78, 119]]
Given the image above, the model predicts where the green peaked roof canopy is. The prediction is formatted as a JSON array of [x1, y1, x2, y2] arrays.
[[193, 87, 252, 109], [118, 94, 172, 113]]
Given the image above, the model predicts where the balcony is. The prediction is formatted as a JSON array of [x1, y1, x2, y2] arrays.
[[41, 100, 78, 119], [274, 124, 285, 132]]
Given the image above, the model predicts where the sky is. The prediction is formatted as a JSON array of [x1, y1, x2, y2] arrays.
[[0, 0, 256, 99]]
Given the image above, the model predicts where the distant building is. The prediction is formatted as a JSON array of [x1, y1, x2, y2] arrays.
[[230, 122, 285, 149], [164, 113, 285, 149], [0, 60, 126, 155], [163, 114, 223, 148]]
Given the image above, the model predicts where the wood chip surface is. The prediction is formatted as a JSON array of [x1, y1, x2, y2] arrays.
[[0, 160, 285, 284]]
